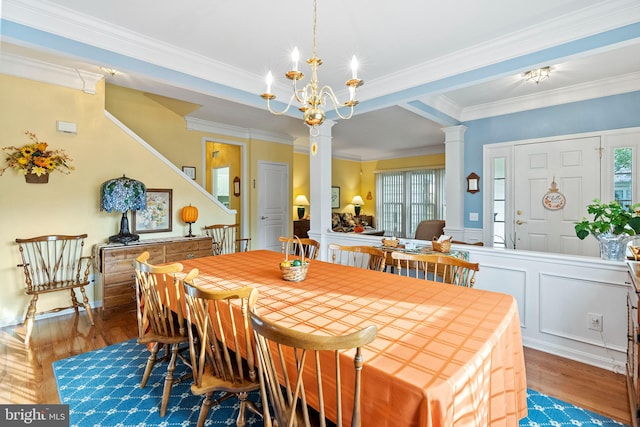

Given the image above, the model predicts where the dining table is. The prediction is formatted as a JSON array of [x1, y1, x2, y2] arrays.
[[176, 249, 527, 427]]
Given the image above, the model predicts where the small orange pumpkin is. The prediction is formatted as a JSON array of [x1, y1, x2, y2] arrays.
[[181, 204, 198, 223]]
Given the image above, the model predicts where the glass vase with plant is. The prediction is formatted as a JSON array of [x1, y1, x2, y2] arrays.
[[575, 199, 640, 260]]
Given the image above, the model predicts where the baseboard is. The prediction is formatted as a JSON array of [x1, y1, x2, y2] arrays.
[[0, 301, 100, 329], [523, 336, 626, 374]]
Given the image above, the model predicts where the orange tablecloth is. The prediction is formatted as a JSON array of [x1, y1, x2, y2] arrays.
[[179, 250, 527, 427]]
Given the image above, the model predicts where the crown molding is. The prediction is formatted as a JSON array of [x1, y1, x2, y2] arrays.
[[459, 71, 640, 121], [0, 51, 103, 93], [185, 117, 293, 145], [361, 0, 640, 103], [6, 0, 639, 107], [3, 0, 266, 95]]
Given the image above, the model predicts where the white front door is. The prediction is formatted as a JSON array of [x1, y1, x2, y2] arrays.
[[513, 136, 601, 256], [257, 161, 289, 251]]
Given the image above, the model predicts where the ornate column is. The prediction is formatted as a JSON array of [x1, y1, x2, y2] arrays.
[[442, 125, 467, 238], [309, 121, 335, 240]]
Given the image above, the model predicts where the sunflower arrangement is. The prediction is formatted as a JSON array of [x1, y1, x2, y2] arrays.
[[0, 131, 74, 176]]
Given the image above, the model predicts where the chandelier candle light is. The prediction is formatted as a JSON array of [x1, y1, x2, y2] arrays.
[[261, 0, 363, 134]]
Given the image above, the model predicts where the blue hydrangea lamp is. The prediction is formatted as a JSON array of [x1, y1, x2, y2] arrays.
[[100, 175, 147, 244]]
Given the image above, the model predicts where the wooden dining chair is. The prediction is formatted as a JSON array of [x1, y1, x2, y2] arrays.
[[182, 272, 262, 427], [15, 234, 95, 345], [250, 310, 378, 427], [204, 224, 251, 255], [134, 251, 190, 417], [327, 243, 386, 272], [391, 252, 480, 287], [278, 236, 320, 260]]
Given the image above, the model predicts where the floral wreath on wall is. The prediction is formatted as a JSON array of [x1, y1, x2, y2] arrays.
[[0, 131, 74, 177]]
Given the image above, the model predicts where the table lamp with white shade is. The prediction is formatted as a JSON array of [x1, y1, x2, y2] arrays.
[[351, 195, 365, 216], [294, 194, 310, 219]]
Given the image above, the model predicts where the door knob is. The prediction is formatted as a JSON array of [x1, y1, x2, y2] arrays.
[[260, 216, 268, 220], [515, 219, 526, 225]]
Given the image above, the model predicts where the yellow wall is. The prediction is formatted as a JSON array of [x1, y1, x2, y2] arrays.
[[332, 158, 362, 215], [293, 151, 310, 220], [105, 85, 203, 172], [206, 142, 242, 219], [105, 85, 249, 219], [0, 74, 235, 326]]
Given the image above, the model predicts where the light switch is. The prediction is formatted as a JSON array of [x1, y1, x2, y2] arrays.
[[469, 212, 479, 221]]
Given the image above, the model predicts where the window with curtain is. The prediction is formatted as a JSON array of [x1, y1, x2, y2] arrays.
[[375, 168, 445, 238]]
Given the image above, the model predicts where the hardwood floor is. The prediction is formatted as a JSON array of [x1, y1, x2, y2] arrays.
[[0, 310, 632, 425]]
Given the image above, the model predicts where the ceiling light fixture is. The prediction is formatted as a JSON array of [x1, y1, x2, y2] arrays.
[[260, 0, 363, 135], [524, 66, 551, 84]]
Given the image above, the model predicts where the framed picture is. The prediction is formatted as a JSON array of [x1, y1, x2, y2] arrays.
[[331, 186, 340, 209], [132, 189, 173, 233], [182, 166, 196, 180]]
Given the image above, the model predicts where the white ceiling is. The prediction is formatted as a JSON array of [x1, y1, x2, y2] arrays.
[[2, 0, 639, 160]]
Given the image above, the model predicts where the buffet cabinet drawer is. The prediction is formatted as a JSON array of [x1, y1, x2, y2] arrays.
[[165, 239, 212, 262], [96, 236, 212, 318]]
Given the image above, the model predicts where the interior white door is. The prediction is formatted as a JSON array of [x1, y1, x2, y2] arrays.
[[257, 161, 289, 251], [513, 136, 601, 256]]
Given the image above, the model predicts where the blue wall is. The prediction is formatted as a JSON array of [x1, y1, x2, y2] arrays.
[[463, 90, 640, 228]]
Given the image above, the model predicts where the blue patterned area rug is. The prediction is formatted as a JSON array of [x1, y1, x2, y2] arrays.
[[53, 339, 628, 427]]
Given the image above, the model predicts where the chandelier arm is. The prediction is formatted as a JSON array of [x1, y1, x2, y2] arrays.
[[319, 86, 357, 120], [265, 93, 299, 116]]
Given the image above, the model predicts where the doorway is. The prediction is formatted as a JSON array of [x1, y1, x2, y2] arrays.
[[484, 129, 640, 256], [205, 140, 243, 227]]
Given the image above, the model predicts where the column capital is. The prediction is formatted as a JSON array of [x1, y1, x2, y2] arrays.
[[442, 125, 467, 142]]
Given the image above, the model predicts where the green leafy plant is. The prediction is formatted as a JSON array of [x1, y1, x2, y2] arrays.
[[575, 199, 640, 240]]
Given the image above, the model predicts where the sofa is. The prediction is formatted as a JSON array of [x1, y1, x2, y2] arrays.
[[332, 213, 378, 233]]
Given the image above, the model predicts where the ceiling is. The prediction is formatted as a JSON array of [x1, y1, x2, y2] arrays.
[[1, 0, 639, 160]]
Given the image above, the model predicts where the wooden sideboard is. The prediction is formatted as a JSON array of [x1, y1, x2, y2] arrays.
[[627, 261, 640, 427], [293, 219, 310, 238], [94, 236, 212, 318]]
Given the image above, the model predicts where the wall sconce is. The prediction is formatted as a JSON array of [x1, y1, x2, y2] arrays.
[[467, 172, 480, 194], [233, 176, 241, 196], [366, 191, 372, 200]]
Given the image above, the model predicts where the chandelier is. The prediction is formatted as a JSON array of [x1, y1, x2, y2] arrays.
[[260, 0, 363, 133], [524, 66, 551, 84]]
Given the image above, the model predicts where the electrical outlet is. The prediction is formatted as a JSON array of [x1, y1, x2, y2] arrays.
[[587, 312, 603, 332], [469, 212, 479, 221]]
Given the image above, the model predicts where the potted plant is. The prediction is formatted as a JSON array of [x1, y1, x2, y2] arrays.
[[575, 199, 640, 261]]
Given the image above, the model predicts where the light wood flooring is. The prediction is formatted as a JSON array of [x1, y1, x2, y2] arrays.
[[0, 309, 632, 425]]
